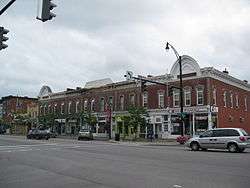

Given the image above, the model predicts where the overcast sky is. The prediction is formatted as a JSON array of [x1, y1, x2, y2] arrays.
[[0, 0, 250, 98]]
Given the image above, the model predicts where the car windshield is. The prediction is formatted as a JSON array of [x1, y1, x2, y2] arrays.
[[239, 129, 249, 136]]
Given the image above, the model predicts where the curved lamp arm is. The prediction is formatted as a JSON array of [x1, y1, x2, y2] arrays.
[[165, 42, 180, 60]]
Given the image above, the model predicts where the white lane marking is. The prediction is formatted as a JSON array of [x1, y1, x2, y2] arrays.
[[173, 185, 183, 188], [0, 143, 57, 148], [18, 149, 33, 152]]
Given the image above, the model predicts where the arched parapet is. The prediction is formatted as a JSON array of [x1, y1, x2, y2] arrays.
[[169, 55, 201, 79], [38, 85, 52, 98]]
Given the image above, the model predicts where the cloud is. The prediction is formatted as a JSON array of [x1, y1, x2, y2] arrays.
[[0, 0, 250, 98]]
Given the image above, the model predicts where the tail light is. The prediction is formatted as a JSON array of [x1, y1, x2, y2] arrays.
[[239, 136, 246, 142]]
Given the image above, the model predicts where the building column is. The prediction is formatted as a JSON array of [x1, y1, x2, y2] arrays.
[[192, 112, 195, 137], [208, 111, 212, 130], [153, 123, 156, 138], [168, 114, 171, 135]]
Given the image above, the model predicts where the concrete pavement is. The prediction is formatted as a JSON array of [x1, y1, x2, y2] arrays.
[[0, 135, 250, 188]]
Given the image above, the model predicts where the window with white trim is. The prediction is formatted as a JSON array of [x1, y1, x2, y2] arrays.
[[100, 98, 105, 112], [173, 90, 180, 107], [235, 94, 239, 108], [184, 88, 191, 106], [61, 103, 65, 114], [84, 100, 88, 112], [158, 91, 164, 108], [48, 105, 51, 114], [68, 101, 72, 114], [223, 91, 227, 107], [230, 93, 233, 108], [91, 99, 95, 112], [120, 95, 125, 110], [196, 87, 204, 105], [76, 101, 79, 113], [244, 97, 247, 111], [129, 94, 135, 106], [109, 96, 113, 110], [44, 105, 47, 115], [54, 104, 57, 113], [212, 88, 216, 106], [142, 92, 148, 108]]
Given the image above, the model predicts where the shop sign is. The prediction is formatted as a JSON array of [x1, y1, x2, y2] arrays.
[[210, 106, 218, 113], [195, 116, 208, 120]]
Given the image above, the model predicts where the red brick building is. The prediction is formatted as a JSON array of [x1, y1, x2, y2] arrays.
[[38, 55, 250, 138]]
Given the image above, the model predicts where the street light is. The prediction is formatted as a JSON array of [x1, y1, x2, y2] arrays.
[[165, 42, 185, 136]]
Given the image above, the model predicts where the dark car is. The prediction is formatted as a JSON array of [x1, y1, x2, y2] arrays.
[[27, 129, 50, 140]]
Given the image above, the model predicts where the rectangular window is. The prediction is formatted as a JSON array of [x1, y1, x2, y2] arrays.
[[120, 95, 124, 110], [84, 100, 88, 112], [130, 94, 135, 106], [184, 89, 191, 106], [68, 102, 72, 114], [76, 101, 79, 113], [44, 105, 47, 115], [54, 104, 57, 114], [109, 97, 113, 110], [91, 99, 95, 112], [223, 91, 227, 107], [61, 103, 65, 114], [244, 97, 247, 111], [236, 94, 239, 108], [230, 93, 233, 108], [158, 91, 164, 108], [142, 92, 148, 108], [197, 87, 204, 105], [173, 90, 180, 107], [213, 88, 216, 106], [100, 98, 105, 112]]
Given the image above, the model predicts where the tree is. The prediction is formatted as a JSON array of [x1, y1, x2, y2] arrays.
[[80, 112, 97, 131], [127, 106, 148, 138]]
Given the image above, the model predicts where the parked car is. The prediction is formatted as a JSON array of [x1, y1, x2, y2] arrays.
[[186, 128, 250, 152], [78, 128, 93, 140], [27, 129, 50, 140]]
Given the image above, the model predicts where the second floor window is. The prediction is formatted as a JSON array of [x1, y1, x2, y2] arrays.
[[223, 91, 227, 107], [91, 99, 95, 112], [235, 94, 239, 108], [120, 95, 125, 110], [142, 92, 148, 108], [158, 91, 164, 108], [68, 102, 72, 114], [84, 100, 88, 112], [230, 93, 233, 108], [129, 94, 135, 106], [244, 97, 247, 111], [196, 87, 204, 105], [173, 90, 180, 107], [109, 96, 113, 110], [184, 88, 191, 106], [100, 98, 105, 112], [76, 101, 80, 113], [212, 88, 216, 106], [61, 103, 65, 114], [54, 104, 57, 113]]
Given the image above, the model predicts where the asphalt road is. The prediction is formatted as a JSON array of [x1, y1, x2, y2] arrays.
[[0, 135, 250, 188]]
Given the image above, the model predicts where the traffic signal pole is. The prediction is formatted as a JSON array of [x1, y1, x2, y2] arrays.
[[0, 0, 16, 16]]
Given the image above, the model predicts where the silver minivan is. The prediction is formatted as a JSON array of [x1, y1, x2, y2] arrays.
[[186, 128, 250, 152]]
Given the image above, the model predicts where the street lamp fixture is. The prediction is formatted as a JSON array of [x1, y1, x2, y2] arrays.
[[165, 42, 185, 136]]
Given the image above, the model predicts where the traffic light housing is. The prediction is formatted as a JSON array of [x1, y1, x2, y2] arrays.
[[0, 27, 9, 50], [37, 0, 57, 22]]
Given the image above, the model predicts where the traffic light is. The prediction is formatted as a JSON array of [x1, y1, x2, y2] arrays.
[[37, 0, 57, 22], [0, 27, 9, 50]]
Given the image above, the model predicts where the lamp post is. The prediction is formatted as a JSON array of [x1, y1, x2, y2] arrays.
[[165, 42, 184, 136]]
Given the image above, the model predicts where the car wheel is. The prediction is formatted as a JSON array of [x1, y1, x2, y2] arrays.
[[238, 148, 245, 153], [191, 142, 200, 151], [78, 137, 81, 141], [228, 143, 238, 153]]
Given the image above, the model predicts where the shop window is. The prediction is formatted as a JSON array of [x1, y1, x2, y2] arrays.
[[158, 91, 164, 108], [100, 98, 105, 112], [196, 87, 204, 105], [184, 88, 191, 106], [173, 90, 180, 107], [142, 92, 148, 108]]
